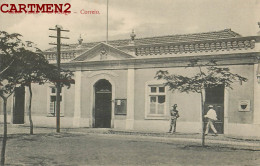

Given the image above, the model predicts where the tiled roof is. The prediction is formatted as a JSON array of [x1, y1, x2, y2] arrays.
[[126, 29, 241, 46], [45, 29, 241, 52]]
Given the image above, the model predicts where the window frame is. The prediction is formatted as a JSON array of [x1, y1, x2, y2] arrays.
[[145, 80, 169, 119], [47, 86, 65, 117]]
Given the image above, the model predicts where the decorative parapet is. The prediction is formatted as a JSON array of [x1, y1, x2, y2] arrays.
[[133, 38, 256, 56], [44, 52, 77, 60], [44, 36, 259, 60]]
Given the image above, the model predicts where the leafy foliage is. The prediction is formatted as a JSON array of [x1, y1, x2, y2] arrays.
[[16, 48, 74, 88], [0, 31, 74, 96], [155, 66, 248, 93], [0, 30, 74, 165], [155, 63, 248, 147]]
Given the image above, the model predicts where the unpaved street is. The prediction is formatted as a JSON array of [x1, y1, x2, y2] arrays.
[[3, 131, 260, 166]]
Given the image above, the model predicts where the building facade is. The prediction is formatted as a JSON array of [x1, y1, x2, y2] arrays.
[[2, 29, 260, 137]]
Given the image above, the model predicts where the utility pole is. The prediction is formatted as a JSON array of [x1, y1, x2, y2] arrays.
[[49, 25, 69, 133], [106, 0, 109, 43]]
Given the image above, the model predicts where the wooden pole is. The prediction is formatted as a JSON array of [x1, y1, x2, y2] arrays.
[[56, 27, 61, 133], [106, 0, 109, 43], [49, 26, 69, 133]]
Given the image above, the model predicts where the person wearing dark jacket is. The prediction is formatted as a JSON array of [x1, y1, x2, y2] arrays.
[[168, 104, 180, 133]]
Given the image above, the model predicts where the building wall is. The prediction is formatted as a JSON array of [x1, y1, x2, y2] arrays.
[[132, 64, 254, 133], [0, 62, 256, 135], [30, 84, 48, 116], [133, 67, 202, 132], [23, 83, 75, 127], [134, 67, 202, 122], [80, 70, 128, 123], [226, 65, 254, 124], [64, 84, 75, 117]]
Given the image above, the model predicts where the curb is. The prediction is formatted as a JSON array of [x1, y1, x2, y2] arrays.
[[70, 130, 260, 150], [3, 125, 260, 149]]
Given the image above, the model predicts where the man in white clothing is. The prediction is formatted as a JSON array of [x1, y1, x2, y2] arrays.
[[204, 105, 218, 136]]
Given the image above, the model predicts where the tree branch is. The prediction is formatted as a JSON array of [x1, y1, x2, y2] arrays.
[[0, 59, 14, 76]]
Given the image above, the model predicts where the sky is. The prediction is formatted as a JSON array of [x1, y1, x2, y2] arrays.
[[1, 0, 260, 50]]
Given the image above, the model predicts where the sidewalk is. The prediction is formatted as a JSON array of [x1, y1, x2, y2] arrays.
[[67, 127, 260, 150], [71, 127, 260, 141], [2, 124, 260, 150]]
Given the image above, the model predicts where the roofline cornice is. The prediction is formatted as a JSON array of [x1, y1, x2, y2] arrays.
[[118, 36, 260, 49], [44, 36, 260, 54], [61, 51, 260, 71]]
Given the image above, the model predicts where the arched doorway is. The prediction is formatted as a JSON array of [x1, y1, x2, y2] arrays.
[[94, 79, 112, 128]]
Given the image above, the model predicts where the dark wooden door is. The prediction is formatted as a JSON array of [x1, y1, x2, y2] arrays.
[[95, 92, 112, 128], [13, 87, 25, 124], [204, 85, 224, 134], [94, 79, 112, 128]]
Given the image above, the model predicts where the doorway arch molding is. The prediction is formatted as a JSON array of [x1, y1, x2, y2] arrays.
[[88, 71, 119, 78], [89, 74, 116, 128]]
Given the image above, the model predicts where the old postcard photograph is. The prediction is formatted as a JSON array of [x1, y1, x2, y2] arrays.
[[0, 0, 260, 165]]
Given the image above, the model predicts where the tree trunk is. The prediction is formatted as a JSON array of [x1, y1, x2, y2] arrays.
[[200, 91, 206, 147], [198, 66, 206, 147], [1, 97, 8, 166], [28, 84, 33, 135]]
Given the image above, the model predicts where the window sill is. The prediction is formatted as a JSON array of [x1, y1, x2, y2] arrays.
[[46, 115, 65, 117], [145, 115, 168, 120]]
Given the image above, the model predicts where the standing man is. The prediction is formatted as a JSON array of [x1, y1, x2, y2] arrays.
[[168, 104, 180, 133], [204, 105, 218, 136]]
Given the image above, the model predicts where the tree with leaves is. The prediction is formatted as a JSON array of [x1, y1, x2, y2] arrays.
[[0, 57, 26, 166], [0, 32, 23, 76], [0, 31, 73, 165], [18, 48, 74, 135], [155, 59, 247, 147], [0, 31, 28, 166]]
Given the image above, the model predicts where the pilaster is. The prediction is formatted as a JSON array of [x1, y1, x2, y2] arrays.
[[254, 64, 260, 124], [126, 69, 135, 130], [224, 88, 229, 134], [73, 70, 82, 127]]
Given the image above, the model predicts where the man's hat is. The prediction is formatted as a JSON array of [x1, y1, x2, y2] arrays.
[[208, 105, 213, 108], [172, 104, 177, 107]]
